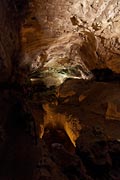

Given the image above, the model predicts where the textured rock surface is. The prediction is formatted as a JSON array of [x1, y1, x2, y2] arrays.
[[25, 79, 120, 148], [0, 0, 120, 180], [21, 0, 120, 78], [0, 0, 30, 83], [33, 141, 68, 180], [0, 1, 20, 82], [76, 127, 120, 180]]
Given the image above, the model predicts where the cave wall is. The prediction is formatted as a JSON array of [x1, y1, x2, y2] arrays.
[[21, 0, 120, 75], [0, 0, 28, 82], [0, 1, 120, 180], [0, 0, 29, 158], [32, 0, 120, 38]]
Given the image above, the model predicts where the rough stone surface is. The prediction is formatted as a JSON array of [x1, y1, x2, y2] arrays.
[[0, 1, 20, 82], [76, 127, 120, 180], [0, 1, 120, 180], [21, 0, 120, 76], [0, 0, 30, 83]]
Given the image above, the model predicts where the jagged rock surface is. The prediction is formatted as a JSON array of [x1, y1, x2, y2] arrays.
[[20, 0, 120, 79], [76, 127, 120, 180], [0, 0, 120, 180], [0, 0, 27, 82]]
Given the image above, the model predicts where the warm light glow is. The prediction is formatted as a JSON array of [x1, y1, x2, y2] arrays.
[[42, 103, 81, 147]]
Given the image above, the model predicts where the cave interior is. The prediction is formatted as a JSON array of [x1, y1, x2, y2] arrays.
[[0, 0, 120, 180]]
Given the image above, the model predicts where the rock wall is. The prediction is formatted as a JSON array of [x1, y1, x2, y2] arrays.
[[21, 0, 120, 75], [0, 0, 28, 82], [32, 0, 120, 38]]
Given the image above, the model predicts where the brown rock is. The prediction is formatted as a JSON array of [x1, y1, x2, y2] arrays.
[[106, 101, 120, 121]]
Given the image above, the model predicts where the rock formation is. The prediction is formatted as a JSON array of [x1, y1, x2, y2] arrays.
[[0, 0, 120, 180]]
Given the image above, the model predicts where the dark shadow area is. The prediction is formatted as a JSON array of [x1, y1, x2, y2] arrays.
[[92, 68, 120, 82], [43, 128, 75, 153]]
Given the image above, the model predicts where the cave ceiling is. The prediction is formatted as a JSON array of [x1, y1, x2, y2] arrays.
[[20, 0, 120, 86]]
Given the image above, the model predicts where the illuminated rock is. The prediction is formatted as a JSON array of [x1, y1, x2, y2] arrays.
[[20, 0, 120, 76], [42, 103, 81, 146]]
